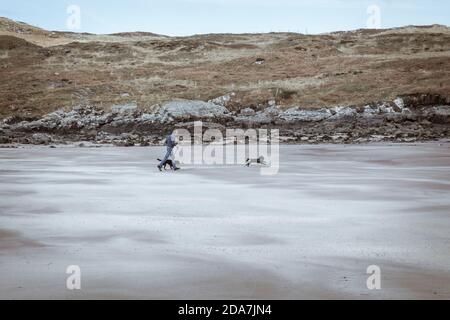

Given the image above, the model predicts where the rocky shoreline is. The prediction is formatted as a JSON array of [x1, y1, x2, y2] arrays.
[[1, 93, 449, 147]]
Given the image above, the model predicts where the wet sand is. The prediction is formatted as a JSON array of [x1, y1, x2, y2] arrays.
[[1, 143, 450, 299]]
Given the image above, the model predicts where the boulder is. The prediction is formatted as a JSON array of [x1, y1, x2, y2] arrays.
[[379, 103, 398, 114], [209, 93, 235, 107], [385, 113, 406, 123], [31, 133, 52, 145], [0, 134, 11, 144], [111, 103, 139, 114], [268, 100, 277, 107], [156, 100, 230, 122], [240, 108, 256, 116], [394, 98, 405, 109], [362, 105, 379, 117], [329, 106, 357, 120], [279, 107, 331, 122], [424, 106, 450, 124], [234, 105, 281, 125]]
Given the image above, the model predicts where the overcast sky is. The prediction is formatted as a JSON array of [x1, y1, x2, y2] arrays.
[[0, 0, 449, 36]]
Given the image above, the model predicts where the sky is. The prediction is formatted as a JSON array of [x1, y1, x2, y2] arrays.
[[0, 0, 449, 36]]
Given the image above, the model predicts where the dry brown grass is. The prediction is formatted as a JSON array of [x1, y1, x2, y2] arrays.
[[1, 17, 450, 118]]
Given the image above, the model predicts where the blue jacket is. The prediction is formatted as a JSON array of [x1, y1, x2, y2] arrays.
[[165, 134, 176, 148]]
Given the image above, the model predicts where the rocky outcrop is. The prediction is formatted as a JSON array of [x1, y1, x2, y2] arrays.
[[154, 100, 231, 123], [234, 106, 281, 125], [1, 94, 449, 146], [208, 93, 236, 107], [279, 108, 332, 122]]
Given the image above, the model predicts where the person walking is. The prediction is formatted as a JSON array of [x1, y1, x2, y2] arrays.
[[158, 132, 180, 171]]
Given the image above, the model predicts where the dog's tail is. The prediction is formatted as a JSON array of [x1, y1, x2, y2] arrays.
[[157, 159, 162, 162]]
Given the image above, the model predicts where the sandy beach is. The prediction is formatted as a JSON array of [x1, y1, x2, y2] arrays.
[[1, 143, 450, 299]]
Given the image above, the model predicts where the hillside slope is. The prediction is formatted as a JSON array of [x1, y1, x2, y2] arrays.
[[1, 17, 450, 119]]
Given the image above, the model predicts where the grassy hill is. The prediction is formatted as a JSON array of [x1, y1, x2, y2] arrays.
[[1, 17, 449, 118]]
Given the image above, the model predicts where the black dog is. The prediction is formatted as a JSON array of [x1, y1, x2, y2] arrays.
[[157, 158, 175, 170], [245, 156, 267, 167]]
